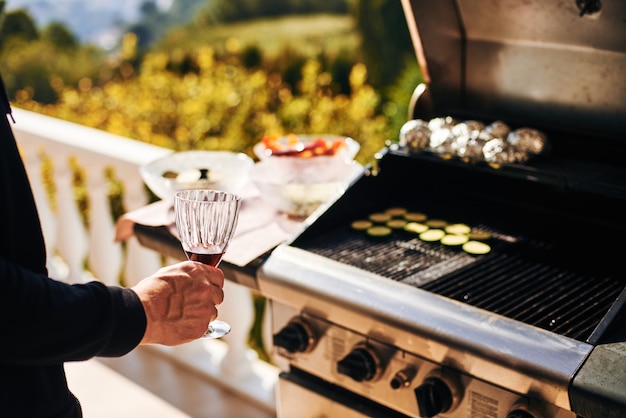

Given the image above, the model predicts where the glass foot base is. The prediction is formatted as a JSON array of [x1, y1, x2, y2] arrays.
[[201, 320, 231, 339]]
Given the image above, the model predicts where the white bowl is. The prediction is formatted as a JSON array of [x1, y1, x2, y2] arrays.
[[253, 134, 360, 161], [140, 151, 254, 202], [250, 158, 363, 218]]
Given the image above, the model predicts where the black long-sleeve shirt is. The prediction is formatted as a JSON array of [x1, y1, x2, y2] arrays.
[[0, 75, 147, 417]]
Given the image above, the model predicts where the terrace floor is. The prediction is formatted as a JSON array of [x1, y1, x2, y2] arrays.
[[66, 346, 277, 418]]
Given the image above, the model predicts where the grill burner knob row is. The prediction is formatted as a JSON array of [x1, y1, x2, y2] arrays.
[[272, 317, 316, 354], [336, 343, 382, 382], [414, 370, 462, 418]]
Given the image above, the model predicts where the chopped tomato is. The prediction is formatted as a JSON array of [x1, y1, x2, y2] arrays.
[[260, 135, 347, 158]]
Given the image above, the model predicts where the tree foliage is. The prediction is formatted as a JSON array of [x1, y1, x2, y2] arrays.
[[42, 22, 79, 50], [127, 1, 170, 49], [202, 0, 349, 23], [0, 7, 108, 103], [0, 9, 39, 46], [1, 37, 107, 104], [168, 0, 212, 25], [352, 0, 414, 90], [15, 47, 389, 165]]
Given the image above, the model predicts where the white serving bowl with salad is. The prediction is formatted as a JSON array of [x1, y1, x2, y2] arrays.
[[250, 134, 363, 217], [253, 134, 360, 162], [140, 150, 254, 202]]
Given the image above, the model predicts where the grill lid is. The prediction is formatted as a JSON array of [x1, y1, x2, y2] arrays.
[[401, 0, 626, 140]]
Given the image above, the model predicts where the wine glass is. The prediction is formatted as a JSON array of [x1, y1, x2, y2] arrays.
[[174, 189, 242, 339]]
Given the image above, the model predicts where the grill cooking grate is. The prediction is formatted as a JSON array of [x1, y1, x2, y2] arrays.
[[302, 229, 480, 283], [296, 226, 625, 343], [421, 251, 624, 341]]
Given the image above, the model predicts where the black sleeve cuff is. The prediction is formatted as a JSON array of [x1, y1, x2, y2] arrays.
[[100, 286, 147, 357]]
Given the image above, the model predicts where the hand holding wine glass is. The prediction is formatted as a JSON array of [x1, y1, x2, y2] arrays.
[[174, 189, 242, 338]]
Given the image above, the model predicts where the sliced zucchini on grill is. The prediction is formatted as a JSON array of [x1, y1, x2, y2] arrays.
[[369, 212, 392, 223], [404, 212, 427, 222], [445, 223, 471, 235], [426, 219, 448, 229], [468, 229, 492, 241], [462, 240, 491, 255], [367, 225, 392, 237], [386, 219, 408, 229], [419, 229, 445, 242], [441, 234, 469, 246], [385, 207, 408, 217], [404, 222, 429, 234], [351, 220, 373, 231]]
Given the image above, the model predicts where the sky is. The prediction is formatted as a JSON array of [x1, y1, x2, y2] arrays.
[[5, 0, 174, 48]]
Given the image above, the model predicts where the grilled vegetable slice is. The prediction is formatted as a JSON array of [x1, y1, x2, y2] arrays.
[[419, 229, 445, 242], [404, 222, 429, 234], [386, 219, 408, 229], [468, 229, 492, 241], [351, 220, 373, 230], [385, 207, 408, 217], [426, 219, 448, 229], [462, 240, 491, 255], [404, 212, 427, 222], [367, 225, 392, 237], [441, 234, 469, 246], [369, 212, 392, 223], [445, 223, 471, 235]]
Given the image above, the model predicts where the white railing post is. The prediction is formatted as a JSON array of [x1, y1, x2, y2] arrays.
[[21, 146, 65, 280], [54, 153, 89, 284], [86, 162, 123, 286], [219, 280, 256, 378], [119, 171, 162, 288]]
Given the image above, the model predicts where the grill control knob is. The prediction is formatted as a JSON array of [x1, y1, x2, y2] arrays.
[[414, 370, 462, 418], [272, 318, 316, 354], [337, 343, 382, 382]]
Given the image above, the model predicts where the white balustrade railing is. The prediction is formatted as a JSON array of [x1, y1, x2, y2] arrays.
[[11, 107, 277, 412]]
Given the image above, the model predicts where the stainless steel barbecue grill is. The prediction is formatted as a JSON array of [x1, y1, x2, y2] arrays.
[[258, 1, 626, 417]]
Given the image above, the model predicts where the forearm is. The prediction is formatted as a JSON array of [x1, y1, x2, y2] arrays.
[[0, 257, 146, 365]]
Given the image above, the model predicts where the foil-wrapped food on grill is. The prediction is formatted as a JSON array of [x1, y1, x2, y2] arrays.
[[398, 119, 431, 153], [484, 120, 511, 140], [428, 126, 456, 157], [451, 120, 486, 162], [427, 116, 456, 132], [483, 138, 529, 167], [506, 128, 550, 156], [399, 116, 549, 166]]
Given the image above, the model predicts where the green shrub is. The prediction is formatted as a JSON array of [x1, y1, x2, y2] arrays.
[[15, 46, 390, 165]]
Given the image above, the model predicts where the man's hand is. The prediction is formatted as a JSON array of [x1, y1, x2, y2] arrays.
[[131, 261, 225, 345]]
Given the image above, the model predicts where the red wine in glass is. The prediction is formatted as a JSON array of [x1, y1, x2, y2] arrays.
[[185, 249, 225, 267], [182, 245, 230, 338]]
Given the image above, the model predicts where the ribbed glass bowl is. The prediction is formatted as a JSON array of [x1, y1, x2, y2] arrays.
[[250, 158, 363, 218]]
